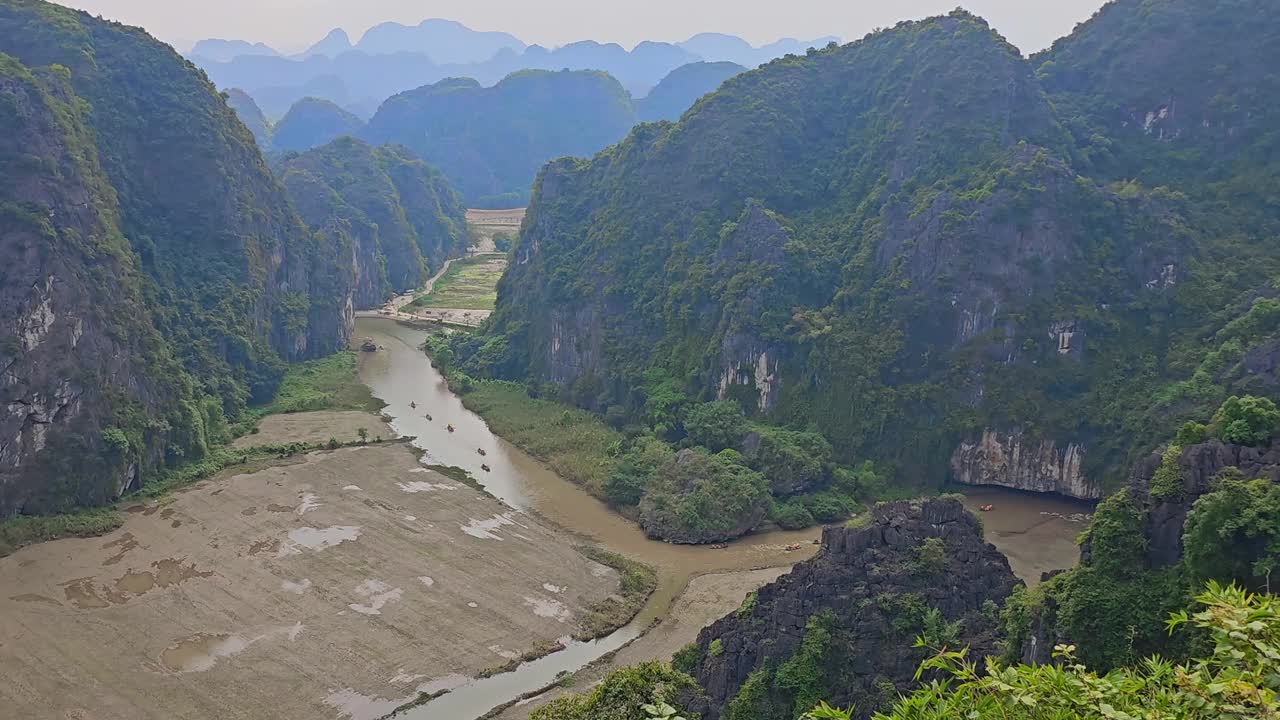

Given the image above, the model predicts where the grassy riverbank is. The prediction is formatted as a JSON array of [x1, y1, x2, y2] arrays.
[[0, 351, 381, 557], [459, 380, 622, 496]]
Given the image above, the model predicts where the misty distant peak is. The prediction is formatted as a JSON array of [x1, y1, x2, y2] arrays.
[[298, 28, 353, 59], [354, 18, 525, 64]]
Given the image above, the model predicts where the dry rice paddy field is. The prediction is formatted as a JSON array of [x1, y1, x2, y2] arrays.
[[0, 412, 621, 720]]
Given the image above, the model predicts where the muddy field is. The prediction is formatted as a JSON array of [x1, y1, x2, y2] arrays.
[[0, 412, 620, 720]]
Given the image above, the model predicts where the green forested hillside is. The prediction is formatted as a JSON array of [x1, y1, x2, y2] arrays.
[[460, 1, 1280, 504], [276, 137, 467, 307], [361, 70, 638, 207], [271, 96, 364, 153], [636, 61, 745, 122], [225, 87, 272, 149], [0, 0, 351, 515]]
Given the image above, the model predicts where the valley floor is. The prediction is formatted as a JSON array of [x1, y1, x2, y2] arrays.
[[0, 412, 621, 720], [494, 567, 790, 719]]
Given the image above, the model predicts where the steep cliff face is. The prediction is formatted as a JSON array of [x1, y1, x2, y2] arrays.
[[684, 498, 1018, 719], [951, 429, 1099, 499], [0, 56, 186, 513], [0, 0, 353, 516], [276, 137, 467, 309]]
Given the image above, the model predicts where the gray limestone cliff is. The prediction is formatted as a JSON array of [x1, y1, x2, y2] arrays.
[[950, 429, 1100, 499]]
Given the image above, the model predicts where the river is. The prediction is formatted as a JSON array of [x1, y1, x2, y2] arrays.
[[354, 317, 1092, 719]]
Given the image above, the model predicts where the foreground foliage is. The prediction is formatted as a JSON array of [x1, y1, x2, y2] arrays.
[[807, 583, 1278, 720], [531, 662, 701, 720]]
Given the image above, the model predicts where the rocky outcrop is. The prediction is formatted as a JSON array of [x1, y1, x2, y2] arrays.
[[1126, 440, 1280, 568], [950, 429, 1100, 500], [686, 498, 1019, 719]]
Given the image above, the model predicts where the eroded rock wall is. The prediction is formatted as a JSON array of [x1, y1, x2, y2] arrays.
[[950, 429, 1100, 499]]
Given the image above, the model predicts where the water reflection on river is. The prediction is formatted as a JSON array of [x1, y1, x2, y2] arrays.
[[354, 317, 1091, 718]]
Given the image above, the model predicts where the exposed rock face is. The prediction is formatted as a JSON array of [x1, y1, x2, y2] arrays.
[[950, 429, 1100, 500], [1126, 440, 1280, 568], [686, 498, 1019, 719], [0, 60, 179, 513]]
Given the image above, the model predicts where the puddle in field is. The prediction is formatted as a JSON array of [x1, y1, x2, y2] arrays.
[[9, 593, 59, 606], [275, 526, 362, 557], [159, 623, 305, 673], [160, 633, 253, 673]]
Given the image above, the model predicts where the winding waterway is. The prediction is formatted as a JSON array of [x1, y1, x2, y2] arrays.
[[354, 317, 1093, 719]]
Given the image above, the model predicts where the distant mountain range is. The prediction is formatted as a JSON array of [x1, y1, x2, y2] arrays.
[[188, 19, 835, 119], [230, 60, 750, 206]]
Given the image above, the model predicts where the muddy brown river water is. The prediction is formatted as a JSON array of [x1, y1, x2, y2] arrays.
[[354, 317, 1094, 719]]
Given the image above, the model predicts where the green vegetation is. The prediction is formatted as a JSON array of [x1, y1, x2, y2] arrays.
[[722, 614, 840, 720], [233, 351, 383, 433], [907, 538, 948, 577], [683, 400, 749, 452], [1183, 476, 1280, 592], [406, 254, 505, 311], [530, 662, 702, 720], [0, 0, 372, 516], [574, 546, 658, 640], [636, 61, 746, 123], [361, 70, 638, 206], [451, 379, 622, 495], [270, 96, 363, 153], [1148, 444, 1185, 501], [276, 136, 467, 299], [429, 336, 879, 541], [638, 449, 772, 543], [806, 583, 1279, 720], [0, 347, 377, 556], [671, 643, 703, 675], [1211, 395, 1280, 447], [0, 508, 123, 558], [453, 0, 1280, 504]]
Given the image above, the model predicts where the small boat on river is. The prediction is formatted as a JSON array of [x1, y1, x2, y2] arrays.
[[447, 424, 455, 433], [481, 464, 491, 472], [359, 337, 377, 352], [477, 448, 487, 456]]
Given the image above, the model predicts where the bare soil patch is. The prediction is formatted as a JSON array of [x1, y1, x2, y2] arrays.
[[0, 413, 620, 720], [234, 410, 394, 448]]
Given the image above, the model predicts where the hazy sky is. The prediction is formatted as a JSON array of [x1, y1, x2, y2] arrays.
[[59, 0, 1109, 55]]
